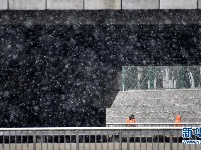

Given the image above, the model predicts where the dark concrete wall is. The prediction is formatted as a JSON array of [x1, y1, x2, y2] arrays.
[[0, 24, 201, 127], [0, 25, 120, 127]]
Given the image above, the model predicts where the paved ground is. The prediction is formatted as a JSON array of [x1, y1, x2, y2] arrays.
[[0, 143, 201, 150]]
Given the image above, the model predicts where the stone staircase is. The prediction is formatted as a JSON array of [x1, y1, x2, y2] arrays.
[[106, 89, 201, 123]]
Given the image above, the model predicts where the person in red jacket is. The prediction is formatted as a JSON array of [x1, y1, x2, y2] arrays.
[[174, 115, 182, 127], [126, 114, 137, 127]]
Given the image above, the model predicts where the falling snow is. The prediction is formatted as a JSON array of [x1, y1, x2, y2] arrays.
[[0, 10, 201, 127]]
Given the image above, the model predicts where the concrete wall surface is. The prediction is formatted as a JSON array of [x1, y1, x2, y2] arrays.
[[1, 0, 200, 10], [122, 0, 159, 9], [85, 0, 121, 10], [47, 0, 83, 10], [9, 0, 46, 10], [0, 0, 8, 10], [106, 89, 201, 123], [199, 0, 201, 9], [160, 0, 197, 9]]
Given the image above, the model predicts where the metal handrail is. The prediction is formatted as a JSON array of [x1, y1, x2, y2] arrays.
[[0, 124, 200, 131], [0, 127, 187, 137], [0, 127, 188, 131]]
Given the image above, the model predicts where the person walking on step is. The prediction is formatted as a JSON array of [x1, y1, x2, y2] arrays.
[[126, 114, 137, 127], [174, 115, 182, 127]]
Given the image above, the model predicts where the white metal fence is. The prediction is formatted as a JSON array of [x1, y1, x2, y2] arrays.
[[0, 125, 201, 150]]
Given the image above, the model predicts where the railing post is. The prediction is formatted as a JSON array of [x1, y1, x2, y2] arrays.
[[2, 131, 4, 150], [149, 66, 155, 89], [127, 130, 130, 150], [119, 130, 122, 150], [122, 66, 125, 91], [169, 130, 173, 150], [76, 130, 79, 150], [179, 66, 185, 88], [33, 130, 36, 150]]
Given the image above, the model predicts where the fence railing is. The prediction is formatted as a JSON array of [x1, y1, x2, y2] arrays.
[[122, 66, 201, 90], [0, 126, 201, 150]]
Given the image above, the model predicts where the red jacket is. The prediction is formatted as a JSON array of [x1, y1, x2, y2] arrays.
[[174, 115, 181, 127], [126, 118, 136, 127]]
